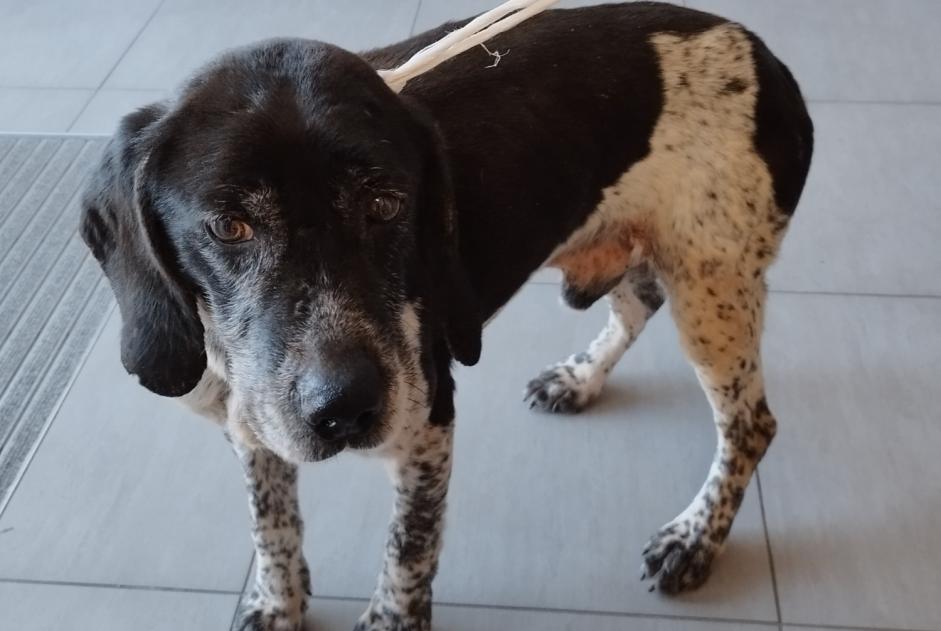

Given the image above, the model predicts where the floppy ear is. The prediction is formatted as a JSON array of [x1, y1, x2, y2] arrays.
[[80, 104, 206, 397], [411, 110, 482, 366]]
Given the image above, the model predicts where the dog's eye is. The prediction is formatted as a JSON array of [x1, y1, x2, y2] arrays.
[[207, 216, 254, 243], [368, 195, 402, 222]]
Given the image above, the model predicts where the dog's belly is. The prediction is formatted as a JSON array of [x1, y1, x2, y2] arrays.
[[545, 24, 783, 308]]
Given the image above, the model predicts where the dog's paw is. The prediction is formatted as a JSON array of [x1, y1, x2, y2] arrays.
[[233, 603, 304, 631], [354, 595, 431, 631], [640, 520, 720, 594], [354, 609, 429, 631], [524, 362, 601, 413]]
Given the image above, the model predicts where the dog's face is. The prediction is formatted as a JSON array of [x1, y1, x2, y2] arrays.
[[80, 40, 480, 462]]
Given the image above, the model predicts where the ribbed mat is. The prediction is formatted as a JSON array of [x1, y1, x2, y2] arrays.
[[0, 135, 115, 510]]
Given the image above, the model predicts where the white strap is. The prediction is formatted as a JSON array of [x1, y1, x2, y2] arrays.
[[378, 0, 559, 93]]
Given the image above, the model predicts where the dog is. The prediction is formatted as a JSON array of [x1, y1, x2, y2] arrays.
[[79, 3, 813, 629]]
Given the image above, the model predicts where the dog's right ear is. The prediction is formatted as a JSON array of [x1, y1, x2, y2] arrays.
[[80, 104, 206, 397]]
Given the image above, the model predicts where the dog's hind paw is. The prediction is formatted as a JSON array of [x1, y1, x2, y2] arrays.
[[524, 363, 601, 413], [640, 519, 720, 594]]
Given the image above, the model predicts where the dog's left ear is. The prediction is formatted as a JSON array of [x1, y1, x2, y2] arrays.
[[80, 104, 207, 397], [410, 108, 482, 366]]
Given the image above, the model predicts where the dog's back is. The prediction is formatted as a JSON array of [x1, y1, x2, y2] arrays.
[[365, 2, 813, 318]]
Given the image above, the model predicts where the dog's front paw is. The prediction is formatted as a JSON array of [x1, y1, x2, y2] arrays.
[[234, 591, 308, 631], [234, 604, 303, 631], [354, 594, 431, 631], [524, 362, 601, 413], [640, 519, 721, 594]]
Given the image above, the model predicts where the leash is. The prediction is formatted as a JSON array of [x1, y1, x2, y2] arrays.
[[378, 0, 560, 93]]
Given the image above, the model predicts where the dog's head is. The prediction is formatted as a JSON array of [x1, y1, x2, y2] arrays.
[[80, 39, 480, 462]]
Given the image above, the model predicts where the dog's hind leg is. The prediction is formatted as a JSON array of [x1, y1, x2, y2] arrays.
[[641, 264, 777, 593], [231, 443, 311, 630], [525, 263, 665, 413]]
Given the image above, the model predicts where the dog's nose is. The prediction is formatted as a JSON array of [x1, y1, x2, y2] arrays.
[[296, 349, 382, 442]]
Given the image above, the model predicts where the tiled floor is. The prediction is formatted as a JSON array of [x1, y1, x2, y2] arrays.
[[0, 1, 939, 630]]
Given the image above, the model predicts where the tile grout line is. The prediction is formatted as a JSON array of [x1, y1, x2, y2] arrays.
[[312, 594, 782, 627], [0, 576, 242, 597], [526, 278, 941, 302], [768, 288, 941, 301], [0, 577, 780, 628], [0, 86, 98, 91], [807, 97, 941, 107], [786, 623, 938, 631], [228, 552, 256, 631], [755, 468, 784, 629], [0, 577, 930, 631], [785, 623, 936, 631], [409, 0, 423, 36], [66, 0, 168, 132]]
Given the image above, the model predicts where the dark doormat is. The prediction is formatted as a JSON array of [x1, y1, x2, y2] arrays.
[[0, 134, 115, 511]]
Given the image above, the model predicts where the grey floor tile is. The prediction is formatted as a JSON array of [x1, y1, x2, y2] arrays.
[[760, 294, 941, 631], [297, 283, 777, 621], [0, 89, 92, 133], [306, 597, 771, 631], [69, 89, 169, 134], [0, 0, 162, 88], [0, 581, 239, 631], [769, 102, 941, 297], [0, 312, 253, 592], [105, 0, 420, 90], [686, 0, 941, 103]]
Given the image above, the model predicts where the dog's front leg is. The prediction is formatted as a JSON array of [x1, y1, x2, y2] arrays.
[[357, 423, 453, 631], [232, 442, 311, 631]]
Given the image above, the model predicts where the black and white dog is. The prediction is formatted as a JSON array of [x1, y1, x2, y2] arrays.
[[80, 3, 813, 629]]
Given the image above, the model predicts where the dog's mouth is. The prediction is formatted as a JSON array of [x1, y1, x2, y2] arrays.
[[293, 416, 389, 462]]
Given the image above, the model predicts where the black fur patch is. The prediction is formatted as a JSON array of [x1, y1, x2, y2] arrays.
[[745, 31, 814, 215]]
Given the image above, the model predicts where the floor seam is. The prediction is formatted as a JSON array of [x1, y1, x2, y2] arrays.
[[228, 552, 256, 631], [756, 469, 784, 627], [308, 593, 780, 627], [0, 576, 929, 631], [409, 0, 423, 36], [807, 97, 941, 108], [66, 0, 167, 132], [784, 622, 933, 631], [768, 288, 941, 300], [0, 576, 242, 597], [525, 279, 941, 301]]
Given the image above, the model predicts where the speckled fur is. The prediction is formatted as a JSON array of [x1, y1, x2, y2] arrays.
[[532, 25, 787, 592], [232, 444, 311, 630], [357, 424, 452, 631]]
